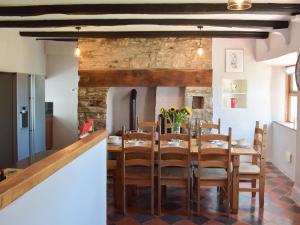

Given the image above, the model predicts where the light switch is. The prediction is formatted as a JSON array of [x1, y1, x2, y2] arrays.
[[285, 152, 292, 163]]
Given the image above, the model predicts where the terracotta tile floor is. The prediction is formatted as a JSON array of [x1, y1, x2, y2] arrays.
[[107, 163, 300, 225]]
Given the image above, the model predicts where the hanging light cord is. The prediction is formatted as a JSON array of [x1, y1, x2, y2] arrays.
[[198, 26, 203, 48], [76, 26, 81, 45]]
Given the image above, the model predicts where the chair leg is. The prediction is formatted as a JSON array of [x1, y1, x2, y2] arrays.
[[123, 184, 126, 215], [226, 185, 231, 215], [187, 180, 190, 217], [158, 181, 161, 216], [151, 184, 154, 215], [259, 176, 265, 208], [251, 179, 257, 197], [219, 187, 225, 205], [162, 185, 167, 203], [197, 182, 200, 216], [113, 174, 117, 206]]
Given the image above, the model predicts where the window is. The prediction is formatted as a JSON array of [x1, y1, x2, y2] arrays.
[[286, 66, 297, 123]]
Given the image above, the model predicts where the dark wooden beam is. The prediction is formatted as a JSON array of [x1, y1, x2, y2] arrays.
[[79, 69, 212, 87], [36, 38, 77, 42], [0, 19, 289, 29], [0, 4, 299, 16], [20, 31, 269, 39]]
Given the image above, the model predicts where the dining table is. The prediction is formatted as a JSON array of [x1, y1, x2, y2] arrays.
[[107, 138, 260, 214]]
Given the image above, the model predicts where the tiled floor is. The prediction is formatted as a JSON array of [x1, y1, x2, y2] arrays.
[[107, 163, 300, 225]]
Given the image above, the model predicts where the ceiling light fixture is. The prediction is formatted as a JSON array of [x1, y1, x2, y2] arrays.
[[227, 0, 252, 11], [197, 26, 204, 56], [74, 26, 81, 58]]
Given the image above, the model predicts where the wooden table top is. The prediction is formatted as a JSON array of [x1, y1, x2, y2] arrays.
[[107, 139, 259, 156]]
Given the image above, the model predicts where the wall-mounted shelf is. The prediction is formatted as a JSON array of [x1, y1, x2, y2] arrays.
[[222, 79, 247, 109]]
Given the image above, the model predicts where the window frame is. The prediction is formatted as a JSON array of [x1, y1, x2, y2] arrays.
[[286, 72, 297, 123]]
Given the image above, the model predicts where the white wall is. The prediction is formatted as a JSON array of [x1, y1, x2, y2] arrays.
[[255, 21, 300, 203], [271, 122, 296, 180], [270, 67, 287, 122], [0, 29, 45, 75], [292, 93, 300, 205], [0, 139, 107, 225], [212, 38, 272, 146], [106, 87, 156, 134], [45, 41, 79, 150], [268, 66, 298, 181]]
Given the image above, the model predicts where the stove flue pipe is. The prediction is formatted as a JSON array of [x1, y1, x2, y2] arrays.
[[130, 89, 137, 131]]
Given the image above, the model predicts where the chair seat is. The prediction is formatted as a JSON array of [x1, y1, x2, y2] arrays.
[[195, 168, 228, 180], [239, 164, 260, 174], [161, 167, 189, 179]]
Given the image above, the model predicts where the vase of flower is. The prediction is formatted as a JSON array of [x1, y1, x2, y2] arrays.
[[171, 122, 181, 134], [160, 106, 192, 134]]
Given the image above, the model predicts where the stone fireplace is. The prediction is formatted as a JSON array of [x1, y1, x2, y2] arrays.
[[78, 38, 212, 132]]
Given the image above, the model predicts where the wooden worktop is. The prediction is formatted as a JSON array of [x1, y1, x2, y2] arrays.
[[0, 130, 107, 210]]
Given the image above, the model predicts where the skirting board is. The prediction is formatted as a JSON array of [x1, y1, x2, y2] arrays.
[[292, 185, 300, 206]]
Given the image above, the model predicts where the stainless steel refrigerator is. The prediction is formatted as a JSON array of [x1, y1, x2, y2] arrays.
[[0, 73, 45, 168]]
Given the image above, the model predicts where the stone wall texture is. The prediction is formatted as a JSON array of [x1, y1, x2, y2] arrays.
[[78, 38, 213, 130], [79, 38, 212, 70]]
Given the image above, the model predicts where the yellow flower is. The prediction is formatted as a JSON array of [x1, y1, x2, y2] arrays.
[[184, 106, 192, 116], [169, 106, 176, 112], [160, 108, 165, 113]]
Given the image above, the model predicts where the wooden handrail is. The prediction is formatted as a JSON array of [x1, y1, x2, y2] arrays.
[[0, 130, 108, 209]]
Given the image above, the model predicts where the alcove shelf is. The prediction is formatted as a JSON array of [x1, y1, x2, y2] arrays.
[[222, 79, 247, 109]]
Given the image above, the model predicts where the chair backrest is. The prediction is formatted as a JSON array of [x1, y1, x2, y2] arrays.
[[136, 116, 157, 131], [253, 121, 267, 172], [195, 118, 221, 134], [198, 127, 231, 173], [122, 126, 154, 180], [158, 125, 191, 177]]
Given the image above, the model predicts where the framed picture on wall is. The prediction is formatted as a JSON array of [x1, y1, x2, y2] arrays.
[[225, 49, 244, 73]]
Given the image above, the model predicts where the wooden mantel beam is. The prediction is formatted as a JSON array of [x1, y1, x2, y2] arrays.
[[0, 19, 289, 29], [20, 31, 269, 39], [0, 4, 299, 16], [79, 69, 212, 87]]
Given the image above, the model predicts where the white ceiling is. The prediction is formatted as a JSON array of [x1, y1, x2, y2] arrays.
[[0, 0, 298, 34]]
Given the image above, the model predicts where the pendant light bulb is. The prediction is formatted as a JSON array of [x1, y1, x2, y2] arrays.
[[74, 26, 81, 58], [74, 46, 81, 57], [197, 35, 204, 56], [197, 47, 204, 56]]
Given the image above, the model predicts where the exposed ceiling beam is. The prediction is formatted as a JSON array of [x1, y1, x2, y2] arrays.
[[20, 31, 269, 39], [0, 19, 289, 29], [0, 4, 299, 16], [36, 38, 77, 42]]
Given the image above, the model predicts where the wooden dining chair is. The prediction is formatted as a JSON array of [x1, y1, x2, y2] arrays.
[[122, 126, 155, 215], [195, 118, 221, 135], [195, 127, 232, 215], [158, 126, 191, 216], [238, 121, 267, 208], [137, 116, 158, 132]]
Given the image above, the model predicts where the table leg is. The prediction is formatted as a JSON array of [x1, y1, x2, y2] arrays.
[[115, 152, 123, 211], [232, 155, 240, 214]]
